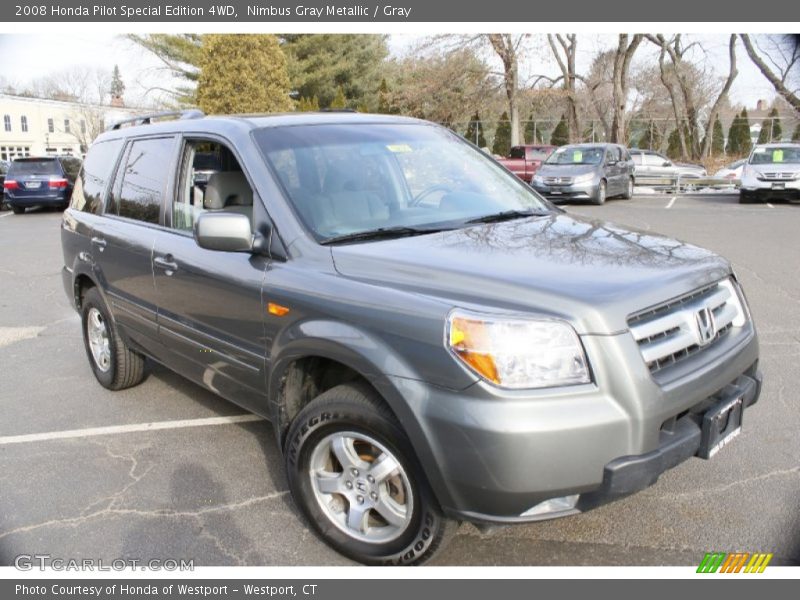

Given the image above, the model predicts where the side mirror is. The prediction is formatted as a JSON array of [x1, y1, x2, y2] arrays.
[[606, 159, 617, 166], [194, 212, 253, 252], [662, 161, 672, 167]]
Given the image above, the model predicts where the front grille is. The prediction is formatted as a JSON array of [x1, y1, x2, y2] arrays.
[[544, 176, 573, 185], [628, 282, 738, 373], [759, 172, 797, 180]]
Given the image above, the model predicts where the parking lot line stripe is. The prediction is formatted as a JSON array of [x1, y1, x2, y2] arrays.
[[0, 414, 264, 446], [0, 212, 13, 218], [666, 196, 677, 209]]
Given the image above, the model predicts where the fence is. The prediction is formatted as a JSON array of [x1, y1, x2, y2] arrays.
[[444, 116, 800, 157]]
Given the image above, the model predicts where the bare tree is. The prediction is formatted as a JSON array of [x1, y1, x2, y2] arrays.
[[700, 35, 738, 158], [545, 34, 580, 143], [486, 34, 526, 145], [740, 34, 800, 113], [611, 34, 643, 143]]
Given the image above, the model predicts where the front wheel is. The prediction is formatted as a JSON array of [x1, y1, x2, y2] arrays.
[[622, 177, 634, 200], [284, 382, 456, 565], [739, 191, 758, 204], [592, 180, 607, 205]]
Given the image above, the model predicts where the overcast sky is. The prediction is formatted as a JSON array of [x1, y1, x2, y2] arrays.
[[0, 33, 781, 108]]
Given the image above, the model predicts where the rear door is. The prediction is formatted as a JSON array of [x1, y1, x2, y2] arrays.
[[603, 147, 622, 194], [90, 136, 178, 357]]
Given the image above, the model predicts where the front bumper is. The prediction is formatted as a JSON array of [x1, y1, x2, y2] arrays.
[[531, 180, 597, 201], [401, 323, 760, 524], [741, 185, 800, 201]]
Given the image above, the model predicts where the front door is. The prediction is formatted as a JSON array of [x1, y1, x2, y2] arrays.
[[151, 138, 269, 411]]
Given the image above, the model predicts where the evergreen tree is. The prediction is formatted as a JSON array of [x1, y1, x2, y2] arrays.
[[492, 112, 512, 156], [197, 34, 292, 114], [282, 34, 388, 110], [464, 112, 486, 147], [110, 65, 125, 100], [757, 107, 782, 143], [711, 116, 725, 155], [550, 114, 569, 146], [666, 128, 682, 159], [726, 113, 741, 155], [297, 96, 319, 111], [329, 86, 348, 109], [524, 114, 543, 143], [739, 108, 752, 154], [637, 121, 662, 151]]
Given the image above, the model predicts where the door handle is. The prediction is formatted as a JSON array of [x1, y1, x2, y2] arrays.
[[154, 255, 178, 275], [90, 236, 106, 251]]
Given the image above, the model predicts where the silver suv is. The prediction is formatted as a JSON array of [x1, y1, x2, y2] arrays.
[[62, 111, 761, 565], [740, 143, 800, 203]]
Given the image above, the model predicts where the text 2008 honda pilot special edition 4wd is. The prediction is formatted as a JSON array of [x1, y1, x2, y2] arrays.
[[61, 111, 761, 565]]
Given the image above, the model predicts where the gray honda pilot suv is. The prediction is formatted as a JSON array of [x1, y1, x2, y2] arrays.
[[61, 111, 761, 565]]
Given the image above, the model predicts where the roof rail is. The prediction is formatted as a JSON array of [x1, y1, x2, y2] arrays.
[[108, 109, 205, 131]]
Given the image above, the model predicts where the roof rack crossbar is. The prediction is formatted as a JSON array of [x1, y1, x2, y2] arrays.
[[108, 109, 205, 131]]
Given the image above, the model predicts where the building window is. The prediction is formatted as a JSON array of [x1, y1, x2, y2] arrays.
[[80, 120, 86, 134], [20, 115, 28, 132], [48, 118, 54, 133], [3, 115, 10, 132], [64, 119, 70, 134]]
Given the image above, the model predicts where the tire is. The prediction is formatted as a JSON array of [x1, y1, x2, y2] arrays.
[[739, 191, 757, 204], [81, 287, 146, 390], [11, 206, 24, 215], [622, 177, 634, 200], [284, 382, 457, 565], [592, 180, 607, 205]]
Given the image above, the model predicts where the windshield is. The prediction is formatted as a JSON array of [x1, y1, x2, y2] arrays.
[[545, 146, 604, 166], [749, 146, 800, 165], [254, 123, 550, 242], [8, 159, 60, 176]]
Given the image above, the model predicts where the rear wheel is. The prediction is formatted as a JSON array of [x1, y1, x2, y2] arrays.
[[11, 206, 24, 215], [81, 287, 146, 390], [284, 382, 456, 565]]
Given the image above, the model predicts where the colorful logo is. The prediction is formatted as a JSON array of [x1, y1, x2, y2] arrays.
[[697, 552, 773, 573]]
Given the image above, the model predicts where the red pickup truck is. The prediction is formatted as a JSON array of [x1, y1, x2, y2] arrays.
[[497, 145, 556, 183]]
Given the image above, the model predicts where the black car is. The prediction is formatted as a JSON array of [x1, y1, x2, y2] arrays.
[[3, 156, 81, 214], [0, 160, 8, 210]]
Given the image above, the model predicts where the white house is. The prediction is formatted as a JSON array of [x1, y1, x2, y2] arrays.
[[0, 94, 143, 161]]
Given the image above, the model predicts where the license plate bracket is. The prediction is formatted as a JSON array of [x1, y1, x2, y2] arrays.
[[25, 181, 42, 189], [772, 182, 785, 190], [697, 395, 743, 459]]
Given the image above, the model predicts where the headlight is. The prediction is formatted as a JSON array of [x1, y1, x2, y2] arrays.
[[718, 277, 750, 327], [532, 174, 544, 184], [446, 310, 591, 389], [572, 173, 594, 184]]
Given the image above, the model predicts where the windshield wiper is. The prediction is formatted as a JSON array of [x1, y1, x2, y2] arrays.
[[464, 209, 547, 225], [320, 225, 452, 245]]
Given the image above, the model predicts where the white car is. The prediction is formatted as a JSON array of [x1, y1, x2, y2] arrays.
[[714, 159, 746, 183], [739, 143, 800, 203]]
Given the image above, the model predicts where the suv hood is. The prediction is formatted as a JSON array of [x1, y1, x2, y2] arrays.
[[747, 163, 800, 176], [331, 213, 730, 335], [536, 164, 597, 178]]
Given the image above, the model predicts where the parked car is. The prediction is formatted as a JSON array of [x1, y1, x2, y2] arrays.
[[739, 143, 800, 203], [0, 160, 8, 210], [3, 156, 80, 214], [62, 111, 761, 565], [630, 149, 706, 186], [714, 159, 746, 183], [531, 143, 635, 204], [496, 144, 556, 183]]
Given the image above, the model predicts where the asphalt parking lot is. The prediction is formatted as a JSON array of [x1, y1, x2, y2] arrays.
[[1, 193, 798, 567]]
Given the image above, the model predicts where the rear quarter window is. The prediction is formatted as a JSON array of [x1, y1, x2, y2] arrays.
[[70, 139, 125, 214], [110, 137, 175, 224]]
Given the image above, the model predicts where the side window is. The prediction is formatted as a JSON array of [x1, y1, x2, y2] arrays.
[[112, 137, 174, 224], [69, 139, 124, 214], [172, 139, 254, 232]]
